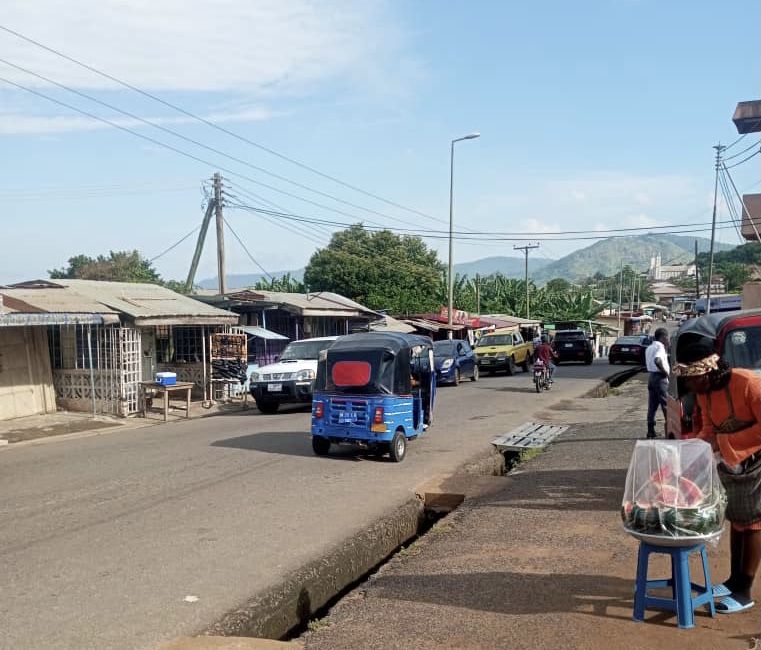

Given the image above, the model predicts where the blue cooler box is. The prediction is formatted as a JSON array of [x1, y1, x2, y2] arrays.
[[155, 372, 177, 386]]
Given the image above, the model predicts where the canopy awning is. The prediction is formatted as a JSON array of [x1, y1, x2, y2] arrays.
[[239, 325, 289, 340]]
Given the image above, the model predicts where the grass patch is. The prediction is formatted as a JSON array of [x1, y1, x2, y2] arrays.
[[428, 523, 452, 536], [397, 541, 422, 557], [307, 618, 332, 631]]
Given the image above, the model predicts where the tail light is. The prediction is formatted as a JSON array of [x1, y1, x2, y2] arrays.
[[373, 406, 384, 424], [314, 402, 324, 419]]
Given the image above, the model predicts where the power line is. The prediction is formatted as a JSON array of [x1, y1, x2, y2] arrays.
[[227, 201, 741, 242], [149, 226, 201, 263], [723, 139, 761, 161], [0, 74, 412, 234], [0, 23, 446, 227], [222, 217, 274, 281], [724, 148, 760, 169], [0, 56, 437, 231]]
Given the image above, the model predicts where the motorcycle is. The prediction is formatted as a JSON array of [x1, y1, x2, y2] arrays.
[[533, 359, 551, 393]]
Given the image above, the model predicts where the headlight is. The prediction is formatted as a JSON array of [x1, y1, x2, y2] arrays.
[[441, 359, 454, 370], [251, 372, 260, 382], [296, 369, 316, 380], [496, 352, 506, 359]]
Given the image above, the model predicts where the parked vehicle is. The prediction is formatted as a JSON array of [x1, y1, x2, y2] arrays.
[[433, 338, 478, 385], [532, 358, 551, 392], [310, 332, 436, 462], [666, 308, 761, 439], [249, 336, 338, 413], [608, 334, 653, 365], [473, 326, 533, 375], [552, 329, 594, 365]]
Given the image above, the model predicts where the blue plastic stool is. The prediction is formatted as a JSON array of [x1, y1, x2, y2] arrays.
[[633, 541, 715, 628]]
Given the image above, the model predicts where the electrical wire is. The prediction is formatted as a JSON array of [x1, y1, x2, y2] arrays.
[[724, 148, 760, 170], [723, 139, 761, 161], [222, 217, 274, 280], [0, 56, 437, 232], [0, 74, 413, 234], [722, 133, 748, 151], [0, 23, 447, 227], [228, 201, 741, 242], [148, 226, 201, 262]]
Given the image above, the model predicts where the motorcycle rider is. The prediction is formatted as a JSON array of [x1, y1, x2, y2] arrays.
[[535, 335, 558, 382]]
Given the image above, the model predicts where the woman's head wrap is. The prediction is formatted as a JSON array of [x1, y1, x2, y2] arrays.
[[674, 340, 719, 377]]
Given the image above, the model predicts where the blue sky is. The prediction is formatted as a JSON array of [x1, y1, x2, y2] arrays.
[[1, 0, 759, 286]]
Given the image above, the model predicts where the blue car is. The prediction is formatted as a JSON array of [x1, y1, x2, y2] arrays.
[[433, 339, 478, 385]]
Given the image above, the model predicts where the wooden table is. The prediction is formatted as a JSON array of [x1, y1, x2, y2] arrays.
[[139, 381, 194, 422]]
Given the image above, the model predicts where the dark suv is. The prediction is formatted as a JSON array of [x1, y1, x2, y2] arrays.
[[552, 329, 594, 365]]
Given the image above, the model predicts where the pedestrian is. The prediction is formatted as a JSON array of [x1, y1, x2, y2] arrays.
[[674, 340, 761, 614], [645, 327, 670, 438]]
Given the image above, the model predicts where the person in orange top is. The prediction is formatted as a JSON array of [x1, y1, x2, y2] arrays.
[[675, 340, 761, 614]]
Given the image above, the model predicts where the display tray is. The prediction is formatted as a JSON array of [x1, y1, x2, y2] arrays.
[[625, 528, 724, 547]]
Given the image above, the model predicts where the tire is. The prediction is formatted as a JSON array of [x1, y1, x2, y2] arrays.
[[312, 436, 330, 456], [535, 378, 541, 393], [453, 368, 460, 386], [505, 356, 515, 376], [256, 398, 279, 414], [521, 355, 530, 372], [584, 356, 593, 365], [471, 365, 479, 382], [389, 429, 407, 463], [609, 358, 616, 365]]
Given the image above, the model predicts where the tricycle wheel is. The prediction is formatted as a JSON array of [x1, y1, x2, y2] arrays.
[[471, 365, 479, 382], [312, 436, 330, 456], [389, 429, 407, 463]]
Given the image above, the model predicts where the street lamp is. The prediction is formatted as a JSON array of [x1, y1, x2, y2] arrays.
[[447, 132, 480, 336]]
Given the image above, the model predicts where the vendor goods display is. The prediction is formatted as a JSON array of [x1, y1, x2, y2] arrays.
[[621, 439, 726, 539]]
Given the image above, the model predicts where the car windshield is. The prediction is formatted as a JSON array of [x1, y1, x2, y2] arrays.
[[279, 339, 334, 361], [433, 341, 456, 357], [615, 336, 644, 345], [477, 334, 512, 346]]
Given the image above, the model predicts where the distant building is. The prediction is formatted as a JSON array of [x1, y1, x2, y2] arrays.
[[647, 253, 696, 281]]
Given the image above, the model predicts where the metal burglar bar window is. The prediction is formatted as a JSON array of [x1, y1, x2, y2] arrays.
[[154, 326, 206, 363]]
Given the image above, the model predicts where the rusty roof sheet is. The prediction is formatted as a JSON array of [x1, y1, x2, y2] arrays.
[[3, 280, 238, 324]]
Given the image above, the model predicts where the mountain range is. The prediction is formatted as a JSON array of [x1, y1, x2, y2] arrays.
[[198, 234, 735, 290]]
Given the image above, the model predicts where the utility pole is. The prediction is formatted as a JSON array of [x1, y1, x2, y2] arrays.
[[514, 243, 540, 319], [706, 144, 725, 314], [694, 239, 699, 308], [213, 173, 227, 295], [185, 196, 216, 294], [475, 273, 481, 317], [617, 261, 624, 335]]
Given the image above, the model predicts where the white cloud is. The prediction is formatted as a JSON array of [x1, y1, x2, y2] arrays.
[[0, 106, 276, 134], [1, 1, 402, 92]]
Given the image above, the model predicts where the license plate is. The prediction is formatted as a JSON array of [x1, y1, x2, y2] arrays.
[[338, 412, 358, 424], [481, 358, 492, 364], [621, 347, 630, 352], [564, 343, 573, 348], [267, 383, 282, 392]]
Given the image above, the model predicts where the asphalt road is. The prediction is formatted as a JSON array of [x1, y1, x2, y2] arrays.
[[0, 358, 619, 650]]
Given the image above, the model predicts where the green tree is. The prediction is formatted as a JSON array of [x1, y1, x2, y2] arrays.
[[254, 272, 305, 293], [303, 224, 443, 314], [545, 278, 573, 294], [718, 262, 752, 292], [50, 250, 163, 283]]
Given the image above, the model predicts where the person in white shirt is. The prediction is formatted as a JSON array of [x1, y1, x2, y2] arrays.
[[645, 328, 670, 438]]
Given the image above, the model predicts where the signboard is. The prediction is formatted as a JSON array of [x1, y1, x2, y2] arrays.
[[439, 307, 480, 327]]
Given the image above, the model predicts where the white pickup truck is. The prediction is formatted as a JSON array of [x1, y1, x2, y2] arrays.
[[249, 336, 338, 413]]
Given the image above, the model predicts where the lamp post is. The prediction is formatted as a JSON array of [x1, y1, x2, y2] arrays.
[[447, 132, 480, 336]]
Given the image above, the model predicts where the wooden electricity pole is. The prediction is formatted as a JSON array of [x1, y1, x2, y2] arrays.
[[514, 243, 540, 319], [213, 172, 227, 295]]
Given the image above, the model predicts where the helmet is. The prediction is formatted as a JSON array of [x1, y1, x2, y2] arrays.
[[541, 335, 549, 344]]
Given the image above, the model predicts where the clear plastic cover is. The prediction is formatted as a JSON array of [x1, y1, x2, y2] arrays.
[[621, 439, 726, 540]]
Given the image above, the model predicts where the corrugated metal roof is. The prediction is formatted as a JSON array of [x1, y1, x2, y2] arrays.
[[215, 289, 377, 317], [0, 287, 120, 316], [53, 280, 238, 321]]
